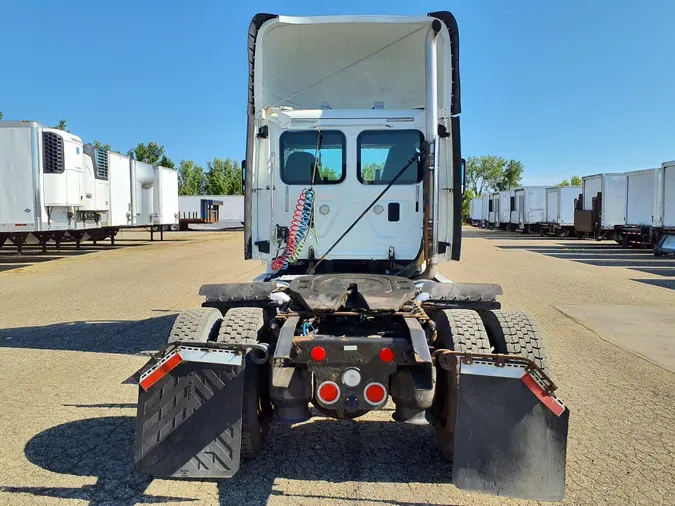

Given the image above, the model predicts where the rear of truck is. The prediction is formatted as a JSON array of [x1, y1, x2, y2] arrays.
[[132, 12, 570, 502]]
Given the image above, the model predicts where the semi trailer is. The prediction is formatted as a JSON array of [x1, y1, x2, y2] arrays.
[[498, 189, 514, 229], [654, 160, 675, 256], [615, 168, 660, 247], [0, 121, 110, 252], [480, 193, 489, 228], [132, 12, 569, 502], [469, 197, 482, 225], [541, 186, 580, 237], [574, 172, 627, 240], [513, 186, 547, 233], [487, 192, 499, 227]]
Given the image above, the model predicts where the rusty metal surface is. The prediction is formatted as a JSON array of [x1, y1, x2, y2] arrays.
[[289, 274, 416, 311]]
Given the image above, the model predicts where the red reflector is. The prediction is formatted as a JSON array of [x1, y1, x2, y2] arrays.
[[379, 347, 395, 363], [311, 346, 326, 362], [522, 373, 565, 417], [15, 224, 28, 227], [139, 353, 183, 391], [318, 381, 340, 404], [364, 383, 387, 405]]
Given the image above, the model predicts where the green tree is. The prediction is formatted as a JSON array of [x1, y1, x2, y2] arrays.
[[129, 142, 166, 164], [496, 159, 524, 191], [157, 155, 175, 169], [465, 155, 524, 195], [178, 160, 205, 195], [361, 162, 384, 182], [53, 119, 68, 131], [570, 175, 582, 186], [93, 140, 111, 152], [0, 111, 4, 120], [462, 187, 475, 217], [557, 179, 570, 187], [204, 157, 242, 195]]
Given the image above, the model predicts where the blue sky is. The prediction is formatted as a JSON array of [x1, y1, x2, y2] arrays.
[[1, 0, 674, 185]]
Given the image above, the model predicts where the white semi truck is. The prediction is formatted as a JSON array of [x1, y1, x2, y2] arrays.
[[132, 12, 569, 502]]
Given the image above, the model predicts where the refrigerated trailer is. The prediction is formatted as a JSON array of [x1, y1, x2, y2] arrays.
[[153, 165, 179, 231], [498, 190, 514, 229], [574, 173, 627, 240], [487, 192, 499, 227], [615, 169, 660, 247], [469, 197, 482, 225], [0, 121, 111, 252], [131, 12, 569, 503], [654, 161, 675, 256], [513, 186, 546, 233], [481, 193, 489, 228], [541, 186, 580, 236]]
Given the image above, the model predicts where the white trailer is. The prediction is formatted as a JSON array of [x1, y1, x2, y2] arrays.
[[574, 173, 627, 239], [613, 169, 660, 247], [481, 194, 489, 228], [469, 197, 482, 225], [513, 186, 547, 233], [498, 190, 513, 229], [130, 160, 155, 226], [153, 165, 179, 231], [654, 161, 675, 255], [488, 193, 499, 227], [542, 186, 580, 236], [108, 152, 133, 228], [0, 121, 110, 252]]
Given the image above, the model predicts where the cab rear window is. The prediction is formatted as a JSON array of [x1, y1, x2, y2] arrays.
[[357, 130, 424, 185], [280, 131, 346, 185]]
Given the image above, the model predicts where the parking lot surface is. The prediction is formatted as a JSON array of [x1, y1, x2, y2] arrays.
[[1, 228, 674, 505]]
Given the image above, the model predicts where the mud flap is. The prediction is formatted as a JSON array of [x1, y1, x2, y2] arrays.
[[134, 351, 246, 479], [452, 366, 569, 502]]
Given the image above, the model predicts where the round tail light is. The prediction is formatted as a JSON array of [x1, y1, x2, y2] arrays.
[[317, 381, 340, 405], [364, 382, 387, 405], [311, 346, 326, 362]]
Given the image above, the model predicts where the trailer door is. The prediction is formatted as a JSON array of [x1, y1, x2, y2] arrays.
[[664, 165, 675, 228]]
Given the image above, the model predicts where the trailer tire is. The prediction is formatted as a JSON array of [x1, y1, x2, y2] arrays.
[[433, 309, 491, 461], [218, 307, 270, 460], [480, 310, 548, 373], [167, 307, 223, 344]]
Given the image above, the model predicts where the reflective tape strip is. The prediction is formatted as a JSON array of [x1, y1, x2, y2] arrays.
[[138, 347, 243, 391], [522, 373, 566, 417], [179, 347, 243, 366], [460, 362, 526, 379], [139, 352, 183, 391]]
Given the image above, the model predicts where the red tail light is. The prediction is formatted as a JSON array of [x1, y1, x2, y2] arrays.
[[317, 381, 340, 405], [311, 346, 326, 362], [364, 382, 387, 405], [379, 347, 395, 363]]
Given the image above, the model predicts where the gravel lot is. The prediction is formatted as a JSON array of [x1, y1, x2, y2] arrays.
[[0, 228, 674, 506]]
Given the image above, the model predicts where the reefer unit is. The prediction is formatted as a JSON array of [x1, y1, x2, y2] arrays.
[[153, 165, 179, 228], [0, 121, 109, 234], [513, 186, 547, 231]]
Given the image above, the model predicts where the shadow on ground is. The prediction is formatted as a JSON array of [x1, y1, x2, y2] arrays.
[[0, 416, 455, 506], [0, 242, 146, 273], [473, 229, 675, 291], [0, 315, 176, 355]]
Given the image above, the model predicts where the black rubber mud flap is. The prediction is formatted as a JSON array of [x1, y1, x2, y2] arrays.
[[134, 360, 245, 478], [452, 373, 569, 502]]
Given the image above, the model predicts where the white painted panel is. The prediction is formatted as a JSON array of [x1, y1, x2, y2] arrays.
[[0, 126, 36, 230], [626, 170, 655, 226]]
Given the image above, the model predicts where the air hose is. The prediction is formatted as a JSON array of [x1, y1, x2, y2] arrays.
[[271, 188, 315, 271]]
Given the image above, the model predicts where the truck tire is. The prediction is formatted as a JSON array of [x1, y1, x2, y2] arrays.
[[433, 309, 491, 460], [217, 307, 270, 460], [480, 310, 548, 373], [167, 308, 223, 344]]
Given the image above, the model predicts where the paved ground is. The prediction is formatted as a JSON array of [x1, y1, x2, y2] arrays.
[[0, 227, 674, 505]]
